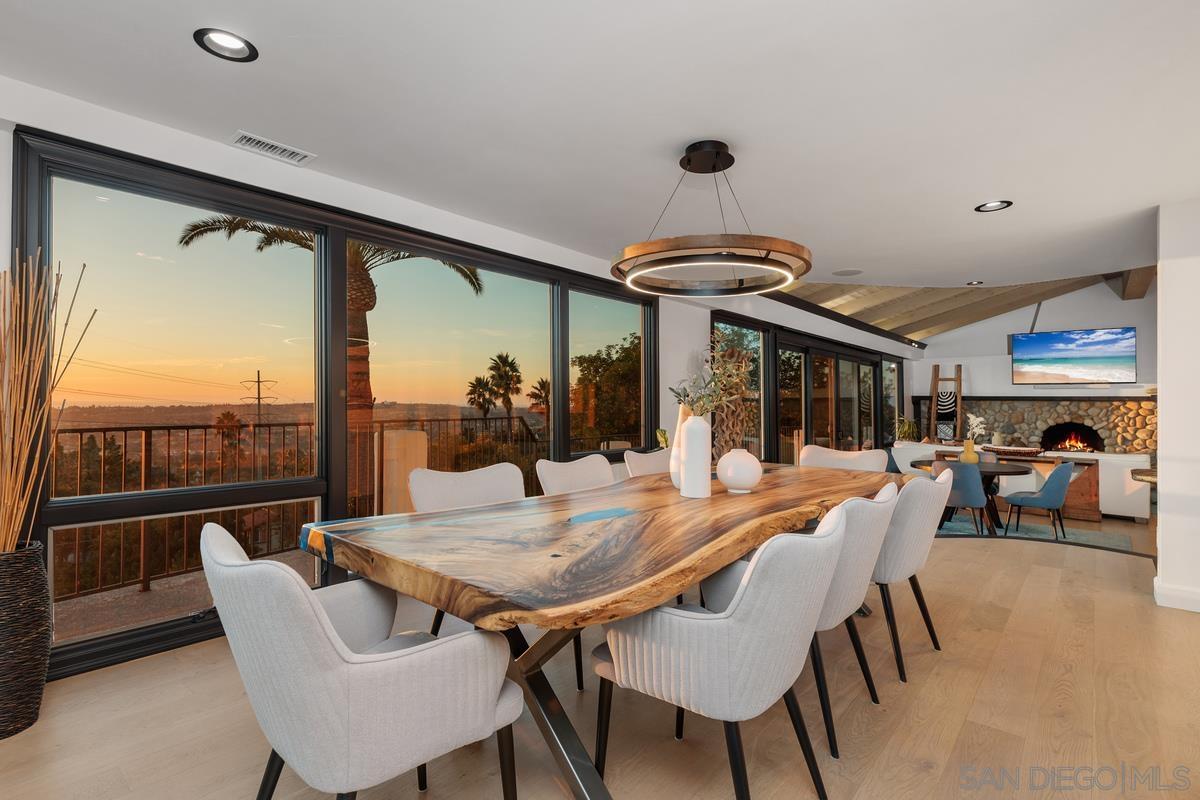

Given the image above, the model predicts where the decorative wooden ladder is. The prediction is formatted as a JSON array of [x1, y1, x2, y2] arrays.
[[928, 364, 964, 441]]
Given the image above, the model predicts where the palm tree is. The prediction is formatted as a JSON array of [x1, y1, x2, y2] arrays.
[[466, 376, 498, 419], [526, 377, 551, 424], [177, 216, 484, 423], [488, 352, 522, 437]]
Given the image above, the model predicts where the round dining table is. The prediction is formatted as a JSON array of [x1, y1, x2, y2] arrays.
[[909, 458, 1034, 535]]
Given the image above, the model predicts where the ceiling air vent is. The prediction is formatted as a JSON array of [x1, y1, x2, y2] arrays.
[[230, 130, 316, 166]]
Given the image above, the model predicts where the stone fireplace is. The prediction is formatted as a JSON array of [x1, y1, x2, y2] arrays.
[[913, 397, 1157, 454], [1040, 421, 1105, 452]]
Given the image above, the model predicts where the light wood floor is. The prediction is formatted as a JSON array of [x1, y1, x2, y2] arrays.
[[4, 538, 1197, 799]]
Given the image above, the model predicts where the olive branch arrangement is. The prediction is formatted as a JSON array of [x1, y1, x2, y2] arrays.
[[669, 328, 753, 418]]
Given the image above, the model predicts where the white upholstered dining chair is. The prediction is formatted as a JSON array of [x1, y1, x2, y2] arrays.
[[536, 453, 616, 495], [797, 443, 889, 472], [408, 464, 586, 691], [592, 507, 847, 800], [410, 463, 527, 637], [873, 469, 953, 682], [409, 462, 526, 513], [623, 447, 671, 477], [200, 523, 522, 800], [706, 482, 898, 759]]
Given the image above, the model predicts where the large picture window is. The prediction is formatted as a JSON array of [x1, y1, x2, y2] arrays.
[[346, 239, 553, 510], [569, 291, 645, 453], [16, 129, 655, 678]]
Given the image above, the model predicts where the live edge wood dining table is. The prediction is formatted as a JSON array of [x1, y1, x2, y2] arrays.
[[301, 463, 900, 800]]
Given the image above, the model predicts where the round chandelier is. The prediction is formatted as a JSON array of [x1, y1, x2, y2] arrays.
[[612, 140, 812, 297]]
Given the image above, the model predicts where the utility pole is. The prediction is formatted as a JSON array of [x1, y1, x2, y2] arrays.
[[240, 370, 278, 480]]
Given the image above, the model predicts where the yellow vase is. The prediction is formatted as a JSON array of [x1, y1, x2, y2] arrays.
[[960, 439, 980, 464]]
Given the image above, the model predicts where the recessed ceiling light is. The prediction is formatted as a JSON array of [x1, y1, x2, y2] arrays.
[[974, 200, 1012, 213], [831, 269, 863, 277], [193, 28, 258, 62], [967, 280, 984, 286]]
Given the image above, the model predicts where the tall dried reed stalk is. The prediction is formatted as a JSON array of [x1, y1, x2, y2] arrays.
[[0, 251, 93, 552]]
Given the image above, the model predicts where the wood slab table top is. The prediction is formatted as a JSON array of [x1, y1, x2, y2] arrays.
[[301, 463, 900, 631]]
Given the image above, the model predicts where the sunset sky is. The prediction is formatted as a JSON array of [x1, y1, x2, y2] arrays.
[[51, 178, 639, 416]]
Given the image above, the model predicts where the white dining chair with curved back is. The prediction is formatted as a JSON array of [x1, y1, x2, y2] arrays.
[[623, 448, 671, 477], [409, 462, 525, 514], [200, 523, 522, 800], [409, 463, 586, 691], [536, 453, 617, 496], [797, 444, 889, 472], [593, 507, 848, 800], [708, 482, 898, 759], [872, 469, 954, 682]]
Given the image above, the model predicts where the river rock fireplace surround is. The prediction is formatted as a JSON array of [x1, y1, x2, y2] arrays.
[[912, 396, 1157, 455]]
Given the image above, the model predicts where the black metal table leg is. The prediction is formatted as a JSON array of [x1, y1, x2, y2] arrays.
[[503, 627, 613, 800]]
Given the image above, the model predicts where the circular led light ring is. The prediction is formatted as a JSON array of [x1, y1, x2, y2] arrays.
[[611, 233, 812, 297], [621, 255, 798, 297]]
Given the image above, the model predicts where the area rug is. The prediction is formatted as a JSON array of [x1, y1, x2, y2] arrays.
[[937, 513, 1135, 552]]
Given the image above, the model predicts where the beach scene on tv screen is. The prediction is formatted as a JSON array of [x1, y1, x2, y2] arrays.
[[1011, 327, 1137, 384]]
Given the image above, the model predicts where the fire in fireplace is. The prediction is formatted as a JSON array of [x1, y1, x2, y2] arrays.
[[1040, 422, 1105, 452]]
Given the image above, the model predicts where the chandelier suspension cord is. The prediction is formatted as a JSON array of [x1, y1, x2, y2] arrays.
[[645, 169, 688, 241], [714, 172, 738, 281], [723, 171, 768, 258]]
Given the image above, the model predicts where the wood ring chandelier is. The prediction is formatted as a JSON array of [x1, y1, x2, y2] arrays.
[[612, 140, 812, 297]]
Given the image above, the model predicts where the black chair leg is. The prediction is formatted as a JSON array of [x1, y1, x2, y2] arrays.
[[844, 616, 879, 703], [1004, 504, 1013, 534], [878, 583, 906, 682], [417, 763, 427, 791], [1057, 509, 1068, 539], [1015, 505, 1022, 533], [256, 749, 284, 800], [676, 593, 685, 604], [675, 706, 685, 740], [722, 721, 752, 800], [497, 724, 518, 800], [429, 608, 445, 637], [595, 677, 614, 777], [573, 632, 584, 692], [784, 689, 828, 800], [969, 508, 981, 535], [908, 574, 941, 651], [809, 634, 838, 758]]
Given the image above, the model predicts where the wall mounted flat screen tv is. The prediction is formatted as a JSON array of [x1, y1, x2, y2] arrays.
[[1011, 327, 1137, 385]]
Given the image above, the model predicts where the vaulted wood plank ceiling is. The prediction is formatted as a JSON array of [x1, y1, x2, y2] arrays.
[[786, 267, 1155, 341]]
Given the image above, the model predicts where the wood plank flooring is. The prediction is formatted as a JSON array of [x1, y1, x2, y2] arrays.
[[2, 538, 1196, 799]]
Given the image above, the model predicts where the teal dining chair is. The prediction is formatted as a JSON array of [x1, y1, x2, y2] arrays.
[[1003, 462, 1074, 540]]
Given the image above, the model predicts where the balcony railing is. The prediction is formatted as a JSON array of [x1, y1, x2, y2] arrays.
[[49, 416, 636, 602]]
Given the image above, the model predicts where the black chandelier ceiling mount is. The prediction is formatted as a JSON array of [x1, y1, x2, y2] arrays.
[[611, 140, 812, 298]]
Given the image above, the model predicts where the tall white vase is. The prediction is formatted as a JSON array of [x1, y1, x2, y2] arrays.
[[669, 404, 692, 489], [679, 414, 712, 499]]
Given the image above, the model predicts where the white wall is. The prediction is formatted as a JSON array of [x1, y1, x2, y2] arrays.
[[906, 281, 1157, 405], [1155, 197, 1200, 613], [0, 73, 913, 438]]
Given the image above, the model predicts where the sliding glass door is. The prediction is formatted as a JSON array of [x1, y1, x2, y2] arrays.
[[777, 346, 805, 463], [836, 357, 878, 451], [810, 353, 837, 449]]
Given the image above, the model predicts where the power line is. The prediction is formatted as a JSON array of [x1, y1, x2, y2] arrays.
[[240, 370, 278, 427], [74, 358, 242, 390]]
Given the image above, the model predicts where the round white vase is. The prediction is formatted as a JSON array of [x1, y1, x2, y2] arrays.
[[716, 448, 763, 494], [679, 414, 712, 499]]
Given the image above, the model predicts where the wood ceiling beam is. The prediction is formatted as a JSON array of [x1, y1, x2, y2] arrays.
[[1117, 265, 1156, 300], [793, 283, 862, 305], [896, 275, 1105, 339], [868, 287, 1006, 329], [827, 286, 921, 316]]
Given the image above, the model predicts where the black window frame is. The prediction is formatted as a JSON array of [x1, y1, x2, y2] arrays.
[[13, 127, 657, 679], [710, 309, 905, 462]]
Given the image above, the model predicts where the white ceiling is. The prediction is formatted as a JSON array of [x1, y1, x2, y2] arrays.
[[1, 1, 1197, 286]]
